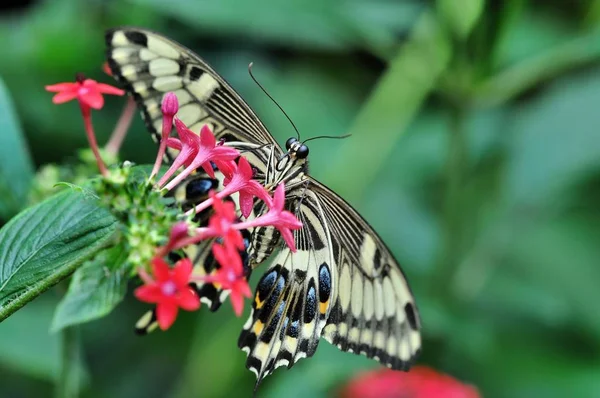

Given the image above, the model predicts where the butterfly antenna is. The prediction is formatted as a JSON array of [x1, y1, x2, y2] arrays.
[[302, 133, 352, 144], [248, 62, 301, 141]]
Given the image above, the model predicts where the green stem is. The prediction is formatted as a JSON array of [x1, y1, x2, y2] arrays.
[[584, 0, 600, 27], [435, 105, 467, 296], [56, 326, 80, 398], [473, 28, 600, 107]]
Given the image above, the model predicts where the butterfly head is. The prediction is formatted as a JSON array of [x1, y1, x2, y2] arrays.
[[285, 137, 309, 160]]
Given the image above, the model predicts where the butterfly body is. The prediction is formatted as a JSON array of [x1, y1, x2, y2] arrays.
[[106, 27, 421, 384]]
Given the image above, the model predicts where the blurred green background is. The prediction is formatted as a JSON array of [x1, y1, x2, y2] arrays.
[[1, 0, 600, 397]]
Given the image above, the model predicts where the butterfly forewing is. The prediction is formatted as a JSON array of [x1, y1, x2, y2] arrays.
[[105, 27, 281, 170], [238, 181, 421, 384]]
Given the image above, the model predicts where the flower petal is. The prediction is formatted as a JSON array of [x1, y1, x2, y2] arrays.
[[272, 183, 286, 210], [199, 124, 216, 148], [238, 190, 254, 219], [236, 156, 253, 181], [237, 279, 252, 298], [80, 90, 104, 109], [201, 162, 216, 179], [212, 243, 227, 267], [151, 257, 171, 281], [172, 258, 193, 286], [45, 82, 78, 92], [134, 284, 163, 303], [51, 91, 79, 104], [214, 159, 236, 179], [177, 287, 200, 311], [166, 137, 182, 150], [93, 82, 125, 96], [230, 291, 245, 316], [280, 228, 297, 252], [156, 302, 179, 330]]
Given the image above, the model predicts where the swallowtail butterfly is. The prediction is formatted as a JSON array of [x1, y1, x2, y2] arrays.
[[105, 27, 421, 384]]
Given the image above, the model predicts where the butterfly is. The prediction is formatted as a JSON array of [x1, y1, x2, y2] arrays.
[[105, 27, 421, 384]]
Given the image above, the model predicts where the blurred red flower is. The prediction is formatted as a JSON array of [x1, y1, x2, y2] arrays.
[[45, 75, 124, 110], [339, 366, 481, 398]]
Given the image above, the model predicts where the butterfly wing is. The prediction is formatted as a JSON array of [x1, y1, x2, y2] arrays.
[[238, 179, 421, 383], [105, 27, 281, 174], [308, 178, 421, 370]]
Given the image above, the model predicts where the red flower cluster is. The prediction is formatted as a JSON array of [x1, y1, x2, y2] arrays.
[[144, 100, 303, 325], [340, 367, 481, 398], [46, 76, 303, 330], [141, 97, 303, 326]]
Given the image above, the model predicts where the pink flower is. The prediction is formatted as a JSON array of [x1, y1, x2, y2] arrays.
[[185, 156, 270, 219], [160, 122, 239, 190], [45, 75, 124, 110], [156, 221, 190, 257], [205, 192, 245, 250], [222, 157, 271, 218], [339, 367, 481, 398], [171, 192, 244, 252], [134, 257, 200, 330], [202, 243, 252, 316], [234, 183, 302, 252]]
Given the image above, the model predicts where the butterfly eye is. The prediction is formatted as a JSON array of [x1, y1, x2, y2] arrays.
[[285, 137, 297, 150], [296, 145, 309, 159]]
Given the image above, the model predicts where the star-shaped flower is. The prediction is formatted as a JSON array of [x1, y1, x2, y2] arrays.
[[134, 257, 200, 330], [46, 75, 124, 111], [201, 243, 251, 316], [234, 183, 302, 251]]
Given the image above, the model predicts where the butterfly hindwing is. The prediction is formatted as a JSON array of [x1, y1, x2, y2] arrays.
[[309, 178, 421, 370], [238, 188, 334, 383]]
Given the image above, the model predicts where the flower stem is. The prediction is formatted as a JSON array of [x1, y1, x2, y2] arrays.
[[80, 106, 108, 176], [105, 96, 136, 155], [151, 138, 169, 179], [56, 326, 80, 398], [435, 105, 467, 297]]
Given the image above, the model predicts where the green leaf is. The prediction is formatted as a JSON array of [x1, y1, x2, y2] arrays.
[[475, 27, 600, 106], [0, 77, 34, 220], [437, 0, 484, 40], [0, 189, 117, 322], [51, 245, 129, 331]]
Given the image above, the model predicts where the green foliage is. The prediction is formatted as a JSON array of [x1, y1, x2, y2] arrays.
[[51, 246, 129, 332], [0, 189, 117, 322], [1, 0, 600, 397], [0, 77, 34, 221], [437, 0, 484, 40]]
